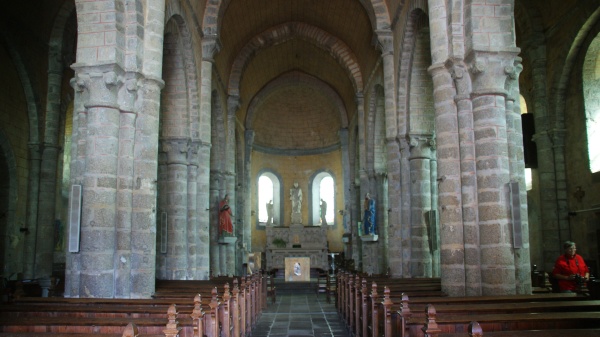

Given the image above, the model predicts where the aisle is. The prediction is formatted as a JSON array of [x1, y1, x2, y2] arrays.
[[252, 292, 350, 337]]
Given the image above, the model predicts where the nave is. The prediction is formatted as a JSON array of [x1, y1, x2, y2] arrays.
[[253, 291, 349, 337]]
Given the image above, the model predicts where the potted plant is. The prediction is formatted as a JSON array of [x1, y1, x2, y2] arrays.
[[272, 238, 287, 248]]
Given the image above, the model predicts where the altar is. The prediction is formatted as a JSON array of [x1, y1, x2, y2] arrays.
[[265, 223, 328, 271]]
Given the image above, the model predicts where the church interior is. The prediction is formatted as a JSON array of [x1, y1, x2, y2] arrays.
[[1, 1, 600, 334]]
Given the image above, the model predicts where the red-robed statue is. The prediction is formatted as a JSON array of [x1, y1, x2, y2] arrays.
[[219, 194, 234, 235]]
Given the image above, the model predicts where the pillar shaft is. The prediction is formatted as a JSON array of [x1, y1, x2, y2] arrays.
[[23, 143, 41, 279]]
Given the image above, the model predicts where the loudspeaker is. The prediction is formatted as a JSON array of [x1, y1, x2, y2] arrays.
[[509, 181, 523, 248], [521, 113, 538, 168], [68, 185, 82, 253]]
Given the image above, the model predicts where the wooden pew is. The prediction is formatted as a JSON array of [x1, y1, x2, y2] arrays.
[[0, 275, 267, 337], [337, 270, 600, 337], [421, 305, 600, 337]]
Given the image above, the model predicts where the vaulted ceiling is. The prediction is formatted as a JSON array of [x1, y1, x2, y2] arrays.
[[213, 0, 381, 150]]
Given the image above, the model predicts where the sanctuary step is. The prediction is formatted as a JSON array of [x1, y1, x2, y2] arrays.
[[273, 279, 315, 294]]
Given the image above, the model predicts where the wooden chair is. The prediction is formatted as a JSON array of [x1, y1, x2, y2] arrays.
[[326, 273, 337, 304], [316, 270, 328, 297], [266, 272, 276, 305]]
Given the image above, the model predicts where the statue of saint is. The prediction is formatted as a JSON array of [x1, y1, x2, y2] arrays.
[[320, 199, 327, 225], [290, 182, 302, 213], [266, 200, 274, 225], [219, 194, 234, 235], [363, 193, 376, 235]]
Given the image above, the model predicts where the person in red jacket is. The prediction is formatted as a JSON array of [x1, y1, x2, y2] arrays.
[[552, 241, 590, 292]]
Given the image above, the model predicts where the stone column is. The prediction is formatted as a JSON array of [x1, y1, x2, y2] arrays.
[[64, 77, 88, 297], [386, 138, 403, 276], [201, 35, 219, 276], [429, 144, 440, 277], [196, 142, 211, 279], [162, 138, 189, 280], [375, 30, 396, 275], [225, 95, 239, 276], [35, 143, 60, 278], [209, 173, 222, 277], [243, 130, 254, 252], [398, 138, 412, 276], [529, 54, 561, 271], [505, 58, 531, 294], [23, 143, 41, 279], [408, 136, 433, 277], [187, 142, 200, 279], [115, 76, 138, 297], [468, 51, 518, 295], [339, 128, 351, 233], [74, 65, 122, 298], [428, 62, 465, 296], [449, 61, 481, 296], [355, 93, 366, 272], [131, 77, 163, 296]]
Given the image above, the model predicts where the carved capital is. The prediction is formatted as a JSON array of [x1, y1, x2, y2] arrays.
[[71, 63, 124, 110], [202, 35, 221, 62], [118, 74, 141, 113], [227, 95, 240, 117], [161, 138, 190, 165], [466, 50, 520, 97], [187, 141, 201, 166], [408, 135, 434, 158], [375, 29, 394, 56]]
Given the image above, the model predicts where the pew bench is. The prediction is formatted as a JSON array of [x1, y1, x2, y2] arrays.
[[411, 311, 600, 335], [437, 328, 600, 337]]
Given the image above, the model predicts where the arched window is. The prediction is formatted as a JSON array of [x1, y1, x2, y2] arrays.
[[520, 95, 534, 191], [257, 172, 281, 226], [310, 172, 335, 225], [583, 33, 600, 173]]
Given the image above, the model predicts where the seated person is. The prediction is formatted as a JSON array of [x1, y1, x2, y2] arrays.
[[552, 241, 590, 292]]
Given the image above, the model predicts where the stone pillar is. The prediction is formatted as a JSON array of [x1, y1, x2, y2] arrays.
[[533, 131, 560, 269], [23, 143, 41, 279], [35, 143, 60, 278], [131, 77, 163, 296], [196, 142, 211, 279], [408, 136, 433, 277], [505, 58, 532, 294], [428, 62, 465, 296], [375, 30, 396, 275], [114, 76, 138, 297], [529, 54, 560, 271], [429, 144, 440, 277], [74, 65, 122, 298], [243, 130, 255, 252], [449, 61, 481, 296], [201, 36, 219, 277], [339, 128, 351, 233], [398, 138, 412, 276], [226, 95, 239, 276], [187, 142, 200, 279], [386, 138, 403, 277], [468, 51, 518, 295], [64, 77, 87, 297], [162, 139, 189, 280], [209, 173, 222, 277], [355, 93, 366, 271]]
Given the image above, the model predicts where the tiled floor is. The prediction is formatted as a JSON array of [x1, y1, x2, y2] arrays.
[[252, 292, 350, 337]]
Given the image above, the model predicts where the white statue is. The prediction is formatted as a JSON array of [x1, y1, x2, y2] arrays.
[[290, 182, 302, 213]]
